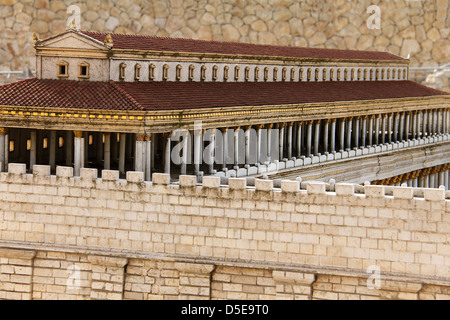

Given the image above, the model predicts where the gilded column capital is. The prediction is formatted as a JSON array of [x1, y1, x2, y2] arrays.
[[0, 128, 9, 135], [73, 131, 84, 138], [136, 134, 146, 141]]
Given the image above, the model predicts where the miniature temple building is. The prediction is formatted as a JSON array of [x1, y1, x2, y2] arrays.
[[0, 29, 449, 188]]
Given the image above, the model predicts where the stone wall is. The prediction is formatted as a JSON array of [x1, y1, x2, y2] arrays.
[[0, 0, 450, 73], [0, 163, 449, 299]]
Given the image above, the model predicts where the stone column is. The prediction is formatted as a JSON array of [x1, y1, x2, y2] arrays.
[[194, 128, 202, 174], [339, 119, 345, 151], [405, 112, 411, 140], [245, 125, 252, 165], [279, 123, 285, 160], [353, 117, 359, 149], [266, 124, 273, 163], [30, 130, 37, 170], [375, 115, 380, 145], [387, 113, 393, 143], [412, 111, 417, 139], [180, 131, 187, 176], [381, 114, 387, 144], [234, 126, 240, 167], [296, 122, 303, 157], [96, 133, 103, 165], [0, 128, 7, 172], [287, 122, 293, 159], [423, 110, 428, 137], [74, 131, 84, 176], [428, 109, 434, 135], [257, 125, 264, 164], [135, 134, 145, 172], [393, 113, 399, 142], [361, 116, 367, 147], [209, 129, 216, 174], [346, 117, 352, 150], [330, 119, 336, 152], [119, 133, 126, 176], [438, 171, 445, 188], [221, 128, 229, 170], [314, 120, 320, 155], [307, 120, 313, 156], [323, 119, 329, 153], [104, 132, 111, 170], [368, 115, 374, 146], [164, 132, 171, 175]]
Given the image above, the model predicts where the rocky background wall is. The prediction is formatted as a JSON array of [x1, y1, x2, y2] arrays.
[[0, 0, 449, 71]]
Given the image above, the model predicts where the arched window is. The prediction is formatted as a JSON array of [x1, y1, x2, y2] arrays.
[[223, 66, 229, 81], [264, 67, 269, 81], [337, 68, 341, 81], [212, 65, 218, 81], [244, 66, 250, 81], [134, 63, 141, 80], [330, 68, 334, 81], [273, 67, 278, 81], [323, 68, 328, 81], [201, 65, 207, 81], [149, 64, 155, 80], [299, 68, 304, 81], [344, 68, 348, 81], [307, 68, 312, 81], [234, 66, 240, 81], [254, 67, 260, 81], [162, 64, 169, 81], [188, 65, 195, 81], [176, 64, 182, 81], [290, 68, 295, 81], [119, 62, 127, 80], [282, 67, 287, 81], [357, 69, 362, 80], [363, 69, 368, 80]]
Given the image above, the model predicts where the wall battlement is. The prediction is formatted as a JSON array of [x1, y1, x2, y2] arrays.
[[0, 163, 449, 299]]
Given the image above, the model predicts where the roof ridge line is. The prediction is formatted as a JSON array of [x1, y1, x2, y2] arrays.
[[109, 80, 145, 111]]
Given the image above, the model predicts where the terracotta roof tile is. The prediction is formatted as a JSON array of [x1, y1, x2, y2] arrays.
[[0, 78, 142, 111], [82, 31, 406, 62], [0, 78, 447, 112]]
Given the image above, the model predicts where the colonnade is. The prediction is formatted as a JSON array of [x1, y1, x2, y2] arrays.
[[372, 164, 450, 190], [0, 108, 449, 183]]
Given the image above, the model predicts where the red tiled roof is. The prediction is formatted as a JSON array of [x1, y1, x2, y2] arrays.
[[0, 78, 142, 110], [0, 78, 447, 112], [81, 31, 406, 62]]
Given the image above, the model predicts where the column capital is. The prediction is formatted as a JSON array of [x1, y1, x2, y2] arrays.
[[163, 132, 172, 139], [278, 122, 285, 128], [73, 131, 83, 138], [255, 124, 264, 130], [331, 118, 336, 123], [382, 113, 388, 118], [0, 128, 8, 135], [307, 120, 314, 125], [234, 126, 241, 131], [220, 127, 229, 133], [266, 123, 274, 129], [323, 119, 330, 124], [136, 134, 146, 141], [287, 122, 294, 127], [346, 117, 353, 121]]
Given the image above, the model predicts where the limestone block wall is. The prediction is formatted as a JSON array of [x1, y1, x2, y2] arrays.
[[0, 163, 449, 299], [0, 0, 449, 72]]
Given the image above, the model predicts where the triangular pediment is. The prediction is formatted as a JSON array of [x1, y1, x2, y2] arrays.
[[36, 30, 108, 51]]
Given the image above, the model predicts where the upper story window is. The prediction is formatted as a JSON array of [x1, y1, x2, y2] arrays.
[[264, 67, 269, 81], [78, 61, 89, 79], [176, 64, 182, 81], [57, 60, 69, 78], [357, 69, 362, 80], [234, 66, 240, 81], [254, 67, 260, 81], [307, 68, 312, 81], [201, 65, 207, 81], [337, 68, 341, 80], [149, 64, 155, 80], [344, 68, 348, 81], [119, 62, 127, 80], [363, 68, 368, 80], [245, 67, 250, 81], [299, 68, 303, 81], [134, 63, 141, 80], [290, 68, 295, 81], [322, 68, 327, 81], [162, 64, 169, 81], [273, 67, 278, 81], [223, 66, 229, 81], [212, 65, 218, 81], [189, 65, 195, 81], [282, 67, 287, 81], [330, 68, 334, 81]]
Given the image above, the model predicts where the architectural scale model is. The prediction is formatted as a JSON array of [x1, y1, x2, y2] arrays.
[[0, 28, 449, 301]]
